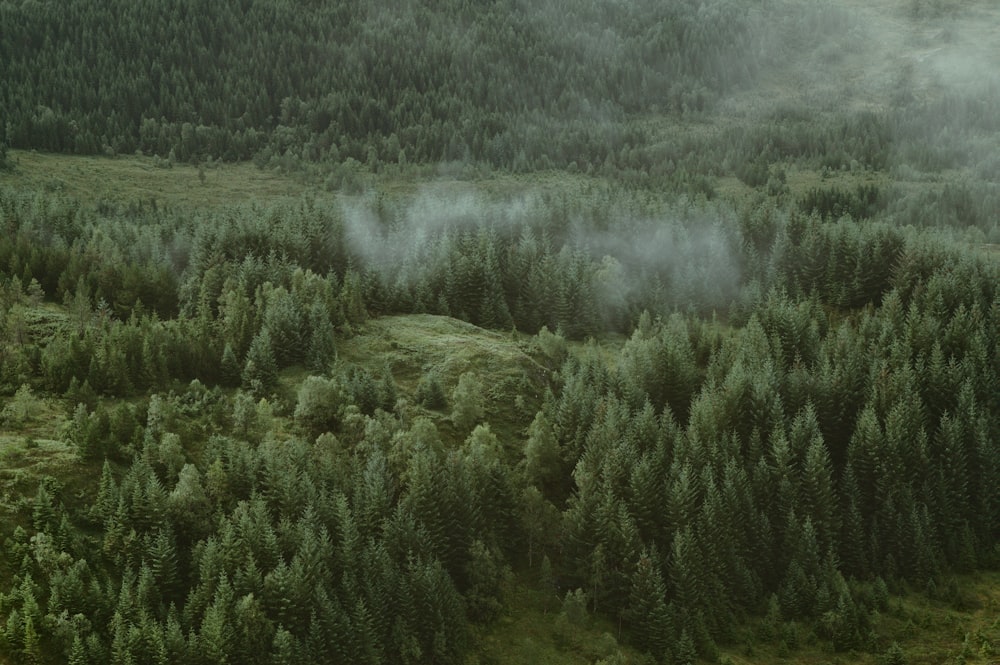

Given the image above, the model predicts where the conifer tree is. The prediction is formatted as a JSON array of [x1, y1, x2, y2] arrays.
[[220, 343, 242, 388], [306, 299, 336, 373], [451, 372, 485, 433], [627, 549, 672, 661], [524, 411, 561, 492], [415, 370, 447, 410], [263, 287, 304, 367], [243, 329, 278, 393]]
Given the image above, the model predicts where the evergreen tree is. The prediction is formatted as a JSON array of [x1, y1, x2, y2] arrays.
[[415, 370, 447, 410], [451, 372, 485, 433], [293, 375, 345, 436], [524, 411, 561, 492], [243, 329, 278, 393], [627, 549, 672, 661], [220, 343, 242, 388], [306, 300, 337, 373], [32, 481, 58, 534], [263, 287, 305, 367]]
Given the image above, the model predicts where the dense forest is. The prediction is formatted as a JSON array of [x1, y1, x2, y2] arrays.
[[1, 1, 999, 664]]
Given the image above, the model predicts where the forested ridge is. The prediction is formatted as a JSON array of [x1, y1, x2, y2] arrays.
[[1, 0, 999, 664], [0, 0, 756, 168]]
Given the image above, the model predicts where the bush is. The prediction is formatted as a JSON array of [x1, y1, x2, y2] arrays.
[[878, 642, 907, 665], [415, 370, 447, 410], [0, 384, 41, 428], [293, 376, 345, 436], [451, 372, 485, 432]]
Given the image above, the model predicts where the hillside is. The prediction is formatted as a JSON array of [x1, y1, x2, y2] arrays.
[[1, 1, 998, 665]]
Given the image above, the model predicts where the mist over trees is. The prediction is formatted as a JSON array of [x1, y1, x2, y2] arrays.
[[1, 1, 999, 664], [1, 172, 997, 663]]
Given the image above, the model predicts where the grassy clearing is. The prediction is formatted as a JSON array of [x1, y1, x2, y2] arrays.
[[717, 571, 1000, 665], [0, 386, 73, 494], [0, 150, 605, 211], [715, 165, 890, 203], [478, 571, 1000, 665], [472, 582, 644, 665], [337, 314, 552, 445], [1, 149, 310, 208]]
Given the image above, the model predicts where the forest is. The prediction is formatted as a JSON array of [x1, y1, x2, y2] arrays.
[[0, 0, 998, 664]]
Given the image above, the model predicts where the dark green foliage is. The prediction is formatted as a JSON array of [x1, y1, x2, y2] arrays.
[[305, 300, 336, 373], [523, 411, 562, 493], [343, 365, 384, 416], [220, 343, 242, 388], [450, 372, 485, 433], [879, 642, 908, 665], [626, 550, 672, 661], [0, 122, 9, 170], [1, 51, 1000, 664], [262, 287, 304, 368], [243, 329, 278, 393], [0, 0, 763, 170], [463, 540, 511, 624], [293, 375, 345, 437], [414, 370, 447, 410], [800, 184, 885, 221]]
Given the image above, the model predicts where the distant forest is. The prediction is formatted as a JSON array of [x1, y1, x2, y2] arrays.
[[0, 0, 757, 167], [0, 1, 999, 665], [5, 0, 999, 230]]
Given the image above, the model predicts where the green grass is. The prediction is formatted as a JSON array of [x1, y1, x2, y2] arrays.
[[471, 582, 644, 665], [475, 572, 1000, 665], [715, 164, 890, 202], [0, 149, 604, 211], [337, 314, 552, 446], [717, 572, 1000, 665], [2, 149, 310, 208]]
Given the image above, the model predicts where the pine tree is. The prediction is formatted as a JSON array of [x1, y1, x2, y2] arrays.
[[800, 425, 838, 554], [68, 634, 88, 665], [293, 375, 344, 436], [263, 287, 304, 367], [539, 555, 558, 614], [32, 482, 57, 533], [219, 288, 256, 359], [451, 372, 485, 433], [341, 270, 368, 326], [524, 411, 561, 492], [415, 370, 447, 410], [22, 615, 41, 665], [220, 343, 242, 387], [627, 549, 672, 661], [838, 468, 869, 578], [674, 628, 697, 665], [306, 299, 336, 372], [148, 527, 179, 604], [198, 602, 233, 665], [0, 120, 9, 170], [232, 593, 273, 665], [464, 539, 511, 623], [243, 329, 278, 393]]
